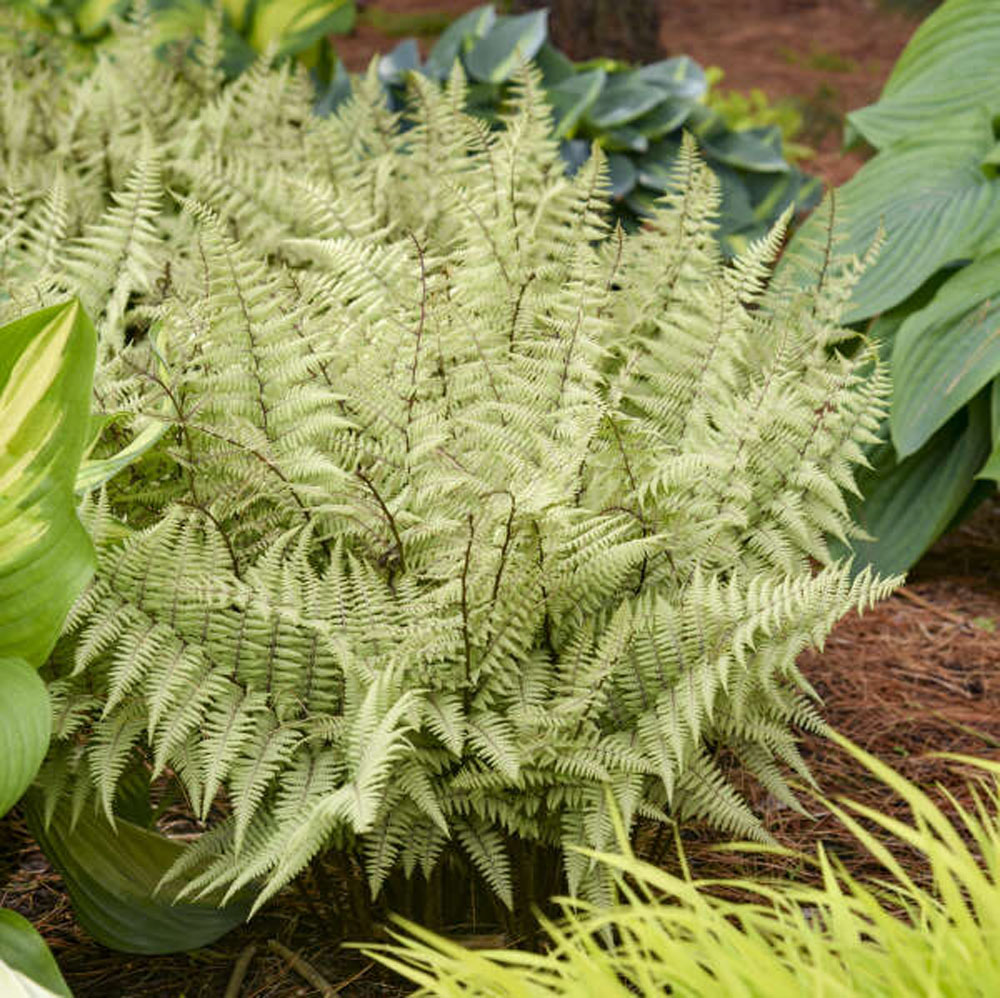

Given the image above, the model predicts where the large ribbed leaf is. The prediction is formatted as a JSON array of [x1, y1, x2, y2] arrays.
[[784, 109, 1000, 323], [0, 912, 70, 998], [0, 300, 96, 668], [0, 659, 50, 817], [848, 0, 1000, 150], [26, 800, 251, 955], [845, 396, 992, 577], [464, 10, 547, 84], [892, 250, 1000, 457]]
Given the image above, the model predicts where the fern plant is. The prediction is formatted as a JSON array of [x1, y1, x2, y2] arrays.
[[1, 15, 896, 925]]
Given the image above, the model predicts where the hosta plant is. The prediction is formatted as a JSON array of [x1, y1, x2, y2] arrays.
[[2, 21, 894, 930], [324, 4, 821, 256], [0, 300, 97, 997], [373, 736, 1000, 998], [785, 0, 1000, 576], [6, 0, 356, 81]]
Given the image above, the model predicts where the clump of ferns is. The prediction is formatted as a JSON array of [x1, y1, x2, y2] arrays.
[[0, 21, 899, 926]]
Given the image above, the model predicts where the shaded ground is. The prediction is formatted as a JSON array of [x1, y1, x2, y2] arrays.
[[8, 3, 991, 996]]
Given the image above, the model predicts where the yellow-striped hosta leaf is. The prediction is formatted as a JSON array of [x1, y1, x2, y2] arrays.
[[250, 0, 355, 57], [0, 300, 97, 669]]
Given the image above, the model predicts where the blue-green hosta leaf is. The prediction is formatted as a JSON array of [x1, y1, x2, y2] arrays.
[[843, 396, 992, 577], [424, 4, 497, 81], [25, 799, 250, 954], [534, 43, 574, 86], [378, 39, 421, 87], [0, 300, 96, 669], [606, 154, 637, 200], [545, 69, 606, 139], [784, 109, 1000, 323], [586, 73, 666, 130], [635, 137, 682, 193], [892, 251, 1000, 457], [691, 109, 788, 174], [560, 139, 592, 177], [600, 127, 648, 154], [463, 10, 547, 84], [0, 912, 70, 998], [741, 168, 822, 225], [631, 97, 696, 140], [0, 659, 50, 817], [635, 56, 708, 100], [314, 58, 353, 116], [848, 0, 1000, 150]]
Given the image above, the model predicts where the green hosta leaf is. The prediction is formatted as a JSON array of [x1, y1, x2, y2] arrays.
[[25, 799, 250, 954], [848, 0, 1000, 150], [586, 73, 666, 130], [0, 659, 50, 817], [423, 4, 497, 81], [892, 251, 1000, 457], [0, 300, 96, 669], [845, 396, 992, 577], [635, 56, 707, 100], [464, 10, 547, 84], [545, 69, 605, 139], [784, 109, 1000, 323], [0, 912, 70, 998]]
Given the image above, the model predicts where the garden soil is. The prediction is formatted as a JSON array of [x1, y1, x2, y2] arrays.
[[8, 3, 997, 997]]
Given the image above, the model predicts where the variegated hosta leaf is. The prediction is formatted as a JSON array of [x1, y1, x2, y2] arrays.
[[0, 912, 70, 998], [0, 300, 96, 669]]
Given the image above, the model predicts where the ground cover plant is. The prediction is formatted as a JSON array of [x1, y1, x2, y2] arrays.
[[785, 0, 1000, 577], [0, 3, 898, 964], [374, 736, 1000, 997]]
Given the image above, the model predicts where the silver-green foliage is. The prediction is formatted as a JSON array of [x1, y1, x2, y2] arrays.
[[1, 19, 895, 913]]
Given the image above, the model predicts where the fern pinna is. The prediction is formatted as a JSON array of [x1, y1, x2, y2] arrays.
[[0, 15, 896, 915]]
